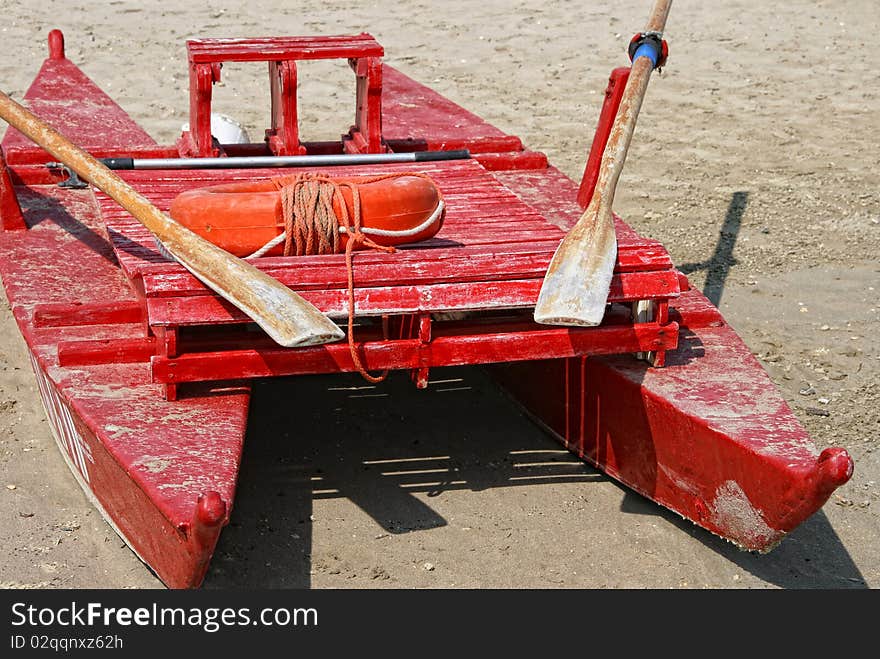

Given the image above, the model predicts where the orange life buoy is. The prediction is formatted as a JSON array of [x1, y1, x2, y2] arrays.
[[168, 172, 445, 258]]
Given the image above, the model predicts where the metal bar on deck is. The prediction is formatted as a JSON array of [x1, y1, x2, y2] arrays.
[[49, 149, 471, 171]]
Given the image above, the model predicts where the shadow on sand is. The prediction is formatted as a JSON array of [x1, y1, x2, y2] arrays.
[[679, 190, 748, 307], [204, 363, 864, 589], [205, 366, 605, 587]]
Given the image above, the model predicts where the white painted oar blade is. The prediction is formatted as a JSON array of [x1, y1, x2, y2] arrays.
[[533, 213, 617, 326], [162, 239, 345, 348]]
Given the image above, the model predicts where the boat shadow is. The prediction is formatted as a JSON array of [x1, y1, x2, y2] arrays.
[[203, 356, 865, 589], [616, 487, 868, 588], [19, 188, 118, 264], [665, 192, 865, 586], [678, 190, 748, 307], [204, 366, 605, 589]]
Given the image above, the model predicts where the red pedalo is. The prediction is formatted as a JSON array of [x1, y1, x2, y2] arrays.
[[0, 22, 856, 590]]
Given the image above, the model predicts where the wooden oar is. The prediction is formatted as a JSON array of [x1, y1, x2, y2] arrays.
[[534, 0, 672, 326], [0, 89, 345, 347]]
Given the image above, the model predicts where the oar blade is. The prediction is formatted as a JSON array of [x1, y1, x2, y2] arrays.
[[533, 207, 617, 326], [160, 237, 345, 347]]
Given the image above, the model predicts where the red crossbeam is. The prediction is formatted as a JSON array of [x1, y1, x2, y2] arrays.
[[187, 34, 384, 63], [151, 321, 678, 384]]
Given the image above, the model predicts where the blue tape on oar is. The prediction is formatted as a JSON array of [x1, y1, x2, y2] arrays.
[[632, 42, 661, 68], [627, 32, 667, 69]]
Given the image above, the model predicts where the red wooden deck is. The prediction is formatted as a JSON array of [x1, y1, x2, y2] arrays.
[[93, 157, 679, 395]]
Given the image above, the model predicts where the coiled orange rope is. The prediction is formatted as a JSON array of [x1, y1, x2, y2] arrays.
[[271, 172, 438, 383]]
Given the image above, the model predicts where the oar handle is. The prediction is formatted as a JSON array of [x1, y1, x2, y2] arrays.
[[0, 90, 186, 240], [591, 0, 672, 210], [645, 0, 672, 33]]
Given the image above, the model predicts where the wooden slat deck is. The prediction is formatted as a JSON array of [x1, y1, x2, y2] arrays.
[[95, 158, 677, 325], [382, 66, 523, 154], [90, 143, 680, 395]]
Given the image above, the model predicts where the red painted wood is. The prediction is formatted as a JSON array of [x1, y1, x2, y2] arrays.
[[58, 337, 156, 366], [33, 300, 144, 328], [184, 35, 384, 156], [91, 144, 680, 388], [25, 348, 230, 588], [578, 67, 630, 208], [0, 145, 25, 230], [47, 29, 65, 60], [144, 270, 679, 328], [474, 150, 549, 171], [155, 326, 180, 401], [410, 313, 432, 388], [95, 159, 565, 274], [490, 285, 853, 550], [4, 145, 178, 167], [0, 183, 248, 525], [267, 60, 306, 156], [0, 194, 249, 588], [96, 160, 676, 301], [382, 66, 525, 155], [181, 61, 221, 157], [0, 41, 251, 587], [1, 46, 156, 153], [0, 30, 851, 588], [151, 321, 677, 384], [342, 56, 385, 154], [493, 166, 651, 245], [386, 136, 523, 155], [187, 34, 384, 63], [139, 243, 673, 299]]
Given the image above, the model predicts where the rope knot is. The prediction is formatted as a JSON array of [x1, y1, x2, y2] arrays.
[[268, 171, 437, 384]]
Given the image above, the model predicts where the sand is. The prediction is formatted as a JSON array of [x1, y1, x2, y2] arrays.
[[0, 0, 877, 588]]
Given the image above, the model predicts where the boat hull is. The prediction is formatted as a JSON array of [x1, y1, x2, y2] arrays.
[[0, 52, 253, 585], [25, 346, 231, 587], [491, 284, 852, 551]]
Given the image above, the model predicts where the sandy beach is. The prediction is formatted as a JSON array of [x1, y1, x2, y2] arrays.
[[0, 0, 877, 588]]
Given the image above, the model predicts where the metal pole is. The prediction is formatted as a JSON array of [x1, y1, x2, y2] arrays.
[[54, 149, 471, 171]]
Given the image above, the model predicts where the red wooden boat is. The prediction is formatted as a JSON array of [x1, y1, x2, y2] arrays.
[[0, 29, 853, 588]]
